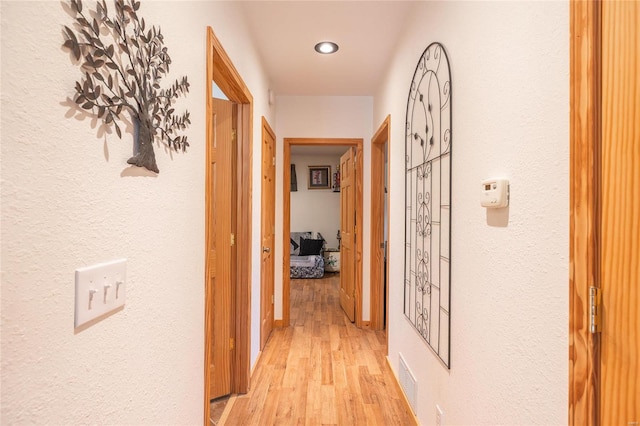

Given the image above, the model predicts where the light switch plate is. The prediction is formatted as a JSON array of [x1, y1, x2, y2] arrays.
[[74, 258, 126, 328]]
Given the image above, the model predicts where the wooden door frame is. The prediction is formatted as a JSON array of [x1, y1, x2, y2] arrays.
[[370, 115, 390, 332], [204, 26, 253, 421], [569, 1, 600, 424], [260, 117, 276, 349], [282, 138, 363, 327]]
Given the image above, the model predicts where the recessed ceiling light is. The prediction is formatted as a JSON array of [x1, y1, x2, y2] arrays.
[[314, 41, 339, 54]]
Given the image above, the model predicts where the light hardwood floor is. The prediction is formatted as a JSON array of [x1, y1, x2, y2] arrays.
[[223, 273, 416, 425]]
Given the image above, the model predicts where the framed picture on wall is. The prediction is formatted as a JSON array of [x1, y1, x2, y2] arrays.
[[308, 165, 331, 189]]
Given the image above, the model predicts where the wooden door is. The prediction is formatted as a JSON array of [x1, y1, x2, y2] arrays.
[[570, 2, 640, 423], [340, 147, 356, 322], [206, 97, 234, 400], [370, 116, 390, 331], [260, 118, 276, 349], [599, 1, 639, 423]]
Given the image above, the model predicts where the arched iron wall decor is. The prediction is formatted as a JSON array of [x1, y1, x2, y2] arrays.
[[404, 42, 452, 368]]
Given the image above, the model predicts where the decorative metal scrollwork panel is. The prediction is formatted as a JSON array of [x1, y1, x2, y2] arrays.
[[404, 42, 451, 368]]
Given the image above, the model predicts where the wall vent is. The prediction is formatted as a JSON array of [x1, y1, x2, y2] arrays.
[[398, 353, 417, 414]]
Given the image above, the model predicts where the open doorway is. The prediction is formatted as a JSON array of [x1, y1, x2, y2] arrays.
[[282, 138, 364, 327], [370, 116, 390, 337], [203, 26, 253, 422]]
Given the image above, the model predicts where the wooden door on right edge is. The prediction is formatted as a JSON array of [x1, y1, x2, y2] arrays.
[[340, 147, 356, 322], [598, 1, 639, 423]]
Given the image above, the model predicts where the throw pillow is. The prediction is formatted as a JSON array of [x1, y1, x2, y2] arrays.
[[290, 232, 312, 255], [299, 238, 323, 256]]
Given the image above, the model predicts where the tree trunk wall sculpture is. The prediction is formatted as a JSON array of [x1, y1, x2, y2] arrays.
[[62, 0, 190, 173]]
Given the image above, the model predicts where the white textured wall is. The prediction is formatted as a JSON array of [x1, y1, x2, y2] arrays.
[[375, 1, 569, 425], [1, 1, 272, 422], [290, 152, 345, 249], [274, 96, 373, 321]]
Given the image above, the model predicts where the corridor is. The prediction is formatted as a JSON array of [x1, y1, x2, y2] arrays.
[[222, 274, 416, 425]]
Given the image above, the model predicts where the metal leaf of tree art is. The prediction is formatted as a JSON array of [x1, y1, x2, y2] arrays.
[[62, 0, 190, 173]]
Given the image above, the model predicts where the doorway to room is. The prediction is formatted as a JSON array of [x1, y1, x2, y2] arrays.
[[282, 138, 364, 327], [203, 26, 253, 423], [370, 116, 390, 339]]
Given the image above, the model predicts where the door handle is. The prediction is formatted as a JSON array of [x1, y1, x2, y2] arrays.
[[262, 247, 271, 253]]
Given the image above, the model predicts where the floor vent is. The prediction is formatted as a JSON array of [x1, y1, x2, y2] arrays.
[[398, 353, 417, 414]]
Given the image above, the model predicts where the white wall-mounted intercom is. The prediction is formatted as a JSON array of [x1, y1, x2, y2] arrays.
[[481, 178, 509, 208]]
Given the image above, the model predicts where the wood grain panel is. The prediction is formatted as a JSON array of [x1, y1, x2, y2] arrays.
[[340, 148, 356, 322], [233, 97, 253, 397], [569, 1, 600, 423], [204, 28, 215, 422], [370, 116, 390, 332], [355, 145, 364, 328], [600, 1, 640, 423], [260, 117, 276, 350], [209, 98, 233, 400], [224, 275, 417, 425]]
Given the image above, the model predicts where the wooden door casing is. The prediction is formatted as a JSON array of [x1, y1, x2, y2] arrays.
[[204, 26, 253, 422], [260, 118, 276, 349], [569, 2, 639, 424], [569, 2, 600, 423], [370, 116, 390, 332], [340, 147, 356, 322]]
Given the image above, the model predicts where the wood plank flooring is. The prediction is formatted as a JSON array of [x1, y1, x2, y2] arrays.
[[223, 273, 416, 425]]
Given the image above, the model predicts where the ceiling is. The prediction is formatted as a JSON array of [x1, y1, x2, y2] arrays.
[[239, 1, 417, 96]]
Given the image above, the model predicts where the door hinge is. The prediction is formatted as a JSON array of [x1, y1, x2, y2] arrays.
[[272, 156, 276, 166], [271, 294, 274, 304], [231, 233, 235, 246], [230, 337, 235, 351], [590, 286, 602, 333], [232, 129, 237, 143]]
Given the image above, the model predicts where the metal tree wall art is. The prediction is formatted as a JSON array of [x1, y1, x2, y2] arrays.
[[62, 0, 190, 173]]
